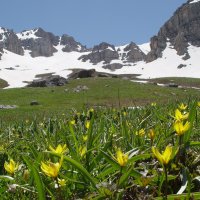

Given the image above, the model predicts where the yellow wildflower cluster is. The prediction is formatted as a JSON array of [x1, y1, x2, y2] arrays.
[[114, 149, 129, 167], [4, 159, 19, 175], [173, 104, 190, 136], [135, 128, 145, 136]]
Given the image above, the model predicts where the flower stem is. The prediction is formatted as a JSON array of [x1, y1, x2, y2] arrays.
[[164, 166, 168, 200]]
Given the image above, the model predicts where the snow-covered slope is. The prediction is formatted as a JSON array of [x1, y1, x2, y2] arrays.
[[114, 43, 200, 78], [0, 41, 199, 88]]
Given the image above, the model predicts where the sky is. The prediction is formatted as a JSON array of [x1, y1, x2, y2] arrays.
[[0, 0, 186, 48]]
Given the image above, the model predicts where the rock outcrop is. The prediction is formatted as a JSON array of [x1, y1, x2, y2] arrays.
[[0, 27, 24, 56], [60, 34, 87, 52], [79, 42, 146, 65], [68, 69, 96, 79], [79, 42, 119, 64], [102, 63, 123, 71], [27, 75, 68, 87], [20, 28, 58, 57], [146, 0, 200, 62], [123, 42, 146, 62]]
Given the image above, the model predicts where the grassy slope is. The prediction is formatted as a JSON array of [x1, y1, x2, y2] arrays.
[[0, 77, 199, 121], [150, 77, 200, 87]]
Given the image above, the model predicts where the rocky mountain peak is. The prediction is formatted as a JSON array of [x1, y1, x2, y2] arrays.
[[60, 34, 87, 52], [92, 42, 116, 52], [146, 0, 200, 62], [79, 42, 119, 64], [122, 42, 146, 63]]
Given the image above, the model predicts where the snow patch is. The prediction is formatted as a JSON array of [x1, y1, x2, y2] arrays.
[[190, 0, 200, 4], [138, 43, 151, 54], [17, 29, 40, 40]]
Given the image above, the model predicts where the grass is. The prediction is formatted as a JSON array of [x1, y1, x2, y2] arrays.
[[0, 77, 200, 199], [0, 77, 200, 122], [150, 77, 200, 88], [0, 100, 200, 199]]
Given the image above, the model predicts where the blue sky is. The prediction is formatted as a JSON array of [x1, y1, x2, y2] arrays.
[[0, 0, 186, 47]]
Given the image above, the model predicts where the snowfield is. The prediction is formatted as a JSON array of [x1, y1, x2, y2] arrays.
[[0, 42, 199, 88]]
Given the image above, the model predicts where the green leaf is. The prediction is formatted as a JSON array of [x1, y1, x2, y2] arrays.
[[68, 123, 79, 154], [118, 166, 133, 187], [100, 150, 120, 170], [97, 166, 116, 180], [189, 141, 200, 147], [128, 153, 151, 164], [50, 153, 98, 190], [0, 175, 14, 181], [23, 156, 46, 200]]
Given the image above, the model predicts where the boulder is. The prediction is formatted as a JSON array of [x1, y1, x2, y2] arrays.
[[27, 75, 68, 87], [102, 63, 123, 71], [30, 101, 39, 106], [68, 69, 96, 79]]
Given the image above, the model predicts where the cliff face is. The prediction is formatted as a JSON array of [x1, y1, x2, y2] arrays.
[[146, 0, 200, 62], [78, 42, 145, 65], [0, 28, 24, 57], [20, 28, 59, 57]]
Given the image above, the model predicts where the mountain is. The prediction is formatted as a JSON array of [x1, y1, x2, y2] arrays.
[[0, 0, 200, 88], [146, 0, 200, 62]]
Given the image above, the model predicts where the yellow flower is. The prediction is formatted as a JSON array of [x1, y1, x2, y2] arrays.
[[85, 121, 90, 129], [174, 109, 189, 121], [49, 144, 67, 154], [83, 135, 88, 142], [136, 129, 145, 136], [79, 146, 87, 158], [151, 102, 156, 107], [114, 149, 129, 167], [4, 159, 19, 175], [41, 156, 63, 178], [174, 121, 190, 136], [58, 178, 67, 187], [148, 129, 155, 141], [178, 103, 187, 110], [152, 145, 172, 166], [197, 102, 200, 107], [89, 108, 94, 113], [70, 120, 76, 125]]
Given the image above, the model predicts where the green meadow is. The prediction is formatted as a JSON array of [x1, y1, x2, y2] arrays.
[[0, 77, 200, 199], [0, 77, 199, 122]]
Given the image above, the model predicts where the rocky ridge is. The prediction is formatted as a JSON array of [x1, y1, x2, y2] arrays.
[[146, 0, 200, 62]]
